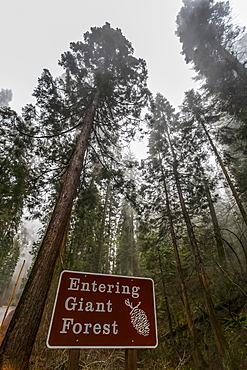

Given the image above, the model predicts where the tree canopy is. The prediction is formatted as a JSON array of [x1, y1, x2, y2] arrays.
[[1, 14, 247, 370]]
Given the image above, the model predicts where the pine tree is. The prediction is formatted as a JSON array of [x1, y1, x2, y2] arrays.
[[115, 201, 138, 276], [0, 108, 32, 305], [176, 0, 247, 138], [156, 94, 238, 370], [65, 180, 103, 272], [0, 23, 150, 369], [145, 94, 208, 368], [181, 89, 247, 227]]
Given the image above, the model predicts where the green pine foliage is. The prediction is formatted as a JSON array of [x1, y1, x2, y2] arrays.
[[176, 0, 247, 219], [66, 182, 103, 272], [2, 14, 247, 369], [0, 108, 33, 299]]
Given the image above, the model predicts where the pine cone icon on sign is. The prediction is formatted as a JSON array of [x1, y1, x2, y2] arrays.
[[125, 299, 150, 336]]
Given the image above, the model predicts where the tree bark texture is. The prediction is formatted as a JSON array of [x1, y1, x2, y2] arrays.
[[0, 90, 100, 370]]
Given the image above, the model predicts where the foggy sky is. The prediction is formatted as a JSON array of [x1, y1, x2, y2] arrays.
[[0, 0, 246, 113]]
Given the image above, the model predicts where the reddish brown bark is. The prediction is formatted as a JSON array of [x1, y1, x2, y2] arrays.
[[0, 90, 100, 370]]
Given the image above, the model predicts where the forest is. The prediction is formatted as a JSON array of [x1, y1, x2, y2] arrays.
[[1, 0, 247, 369]]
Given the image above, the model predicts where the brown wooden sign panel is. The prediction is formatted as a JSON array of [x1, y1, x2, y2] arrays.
[[47, 270, 158, 348]]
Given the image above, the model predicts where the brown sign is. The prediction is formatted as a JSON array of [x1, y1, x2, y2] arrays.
[[47, 270, 158, 348]]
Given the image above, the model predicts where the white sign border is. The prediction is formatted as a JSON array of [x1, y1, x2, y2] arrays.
[[46, 270, 158, 349]]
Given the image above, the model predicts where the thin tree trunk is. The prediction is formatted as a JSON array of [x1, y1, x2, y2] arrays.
[[0, 89, 100, 370], [169, 153, 238, 369], [125, 207, 138, 370], [220, 228, 247, 271], [129, 207, 138, 276], [160, 161, 207, 369], [162, 120, 238, 368], [96, 180, 111, 273], [203, 176, 225, 263], [156, 245, 174, 345], [201, 120, 247, 227], [104, 184, 113, 274]]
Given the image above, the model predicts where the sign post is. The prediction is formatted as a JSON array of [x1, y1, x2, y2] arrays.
[[68, 349, 80, 370], [125, 349, 137, 370], [47, 270, 158, 350]]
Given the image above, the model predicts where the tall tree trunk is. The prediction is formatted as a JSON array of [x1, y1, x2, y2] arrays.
[[125, 204, 138, 370], [96, 180, 111, 273], [129, 207, 138, 276], [0, 89, 100, 370], [203, 176, 225, 263], [201, 120, 247, 227], [157, 246, 174, 345], [160, 161, 207, 369], [167, 141, 238, 369], [30, 218, 70, 368], [104, 183, 113, 274]]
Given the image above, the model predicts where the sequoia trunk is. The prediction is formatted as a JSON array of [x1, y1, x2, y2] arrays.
[[0, 90, 100, 370]]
